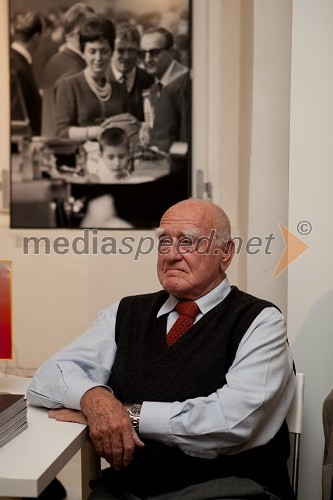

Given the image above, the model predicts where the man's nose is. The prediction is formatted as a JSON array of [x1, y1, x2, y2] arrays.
[[165, 241, 183, 260], [144, 52, 153, 63]]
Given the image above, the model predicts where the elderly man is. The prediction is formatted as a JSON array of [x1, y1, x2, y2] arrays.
[[27, 199, 296, 500], [107, 22, 153, 122], [140, 27, 188, 128]]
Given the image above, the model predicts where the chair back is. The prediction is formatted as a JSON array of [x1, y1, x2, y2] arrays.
[[286, 372, 305, 499]]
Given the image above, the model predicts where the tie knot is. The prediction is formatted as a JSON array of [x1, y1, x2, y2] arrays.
[[156, 81, 163, 97], [176, 301, 199, 320]]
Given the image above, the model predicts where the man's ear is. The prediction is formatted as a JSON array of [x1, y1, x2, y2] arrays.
[[221, 239, 235, 271], [32, 32, 41, 44]]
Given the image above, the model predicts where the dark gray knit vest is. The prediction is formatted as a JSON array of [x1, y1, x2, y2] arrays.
[[106, 287, 294, 500]]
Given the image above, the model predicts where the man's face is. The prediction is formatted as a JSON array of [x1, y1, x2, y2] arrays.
[[140, 32, 173, 79], [112, 38, 139, 74], [157, 204, 231, 300]]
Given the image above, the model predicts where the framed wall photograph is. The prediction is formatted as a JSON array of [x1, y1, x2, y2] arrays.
[[9, 0, 192, 229]]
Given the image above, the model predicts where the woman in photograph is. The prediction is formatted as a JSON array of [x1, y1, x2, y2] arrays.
[[56, 15, 130, 141]]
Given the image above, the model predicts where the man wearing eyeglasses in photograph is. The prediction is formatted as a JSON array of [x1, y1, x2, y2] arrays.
[[140, 27, 188, 128], [107, 22, 154, 122]]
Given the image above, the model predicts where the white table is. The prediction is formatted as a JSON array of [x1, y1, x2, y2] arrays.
[[0, 375, 100, 499]]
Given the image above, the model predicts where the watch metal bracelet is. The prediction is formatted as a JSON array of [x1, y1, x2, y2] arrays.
[[127, 404, 142, 432]]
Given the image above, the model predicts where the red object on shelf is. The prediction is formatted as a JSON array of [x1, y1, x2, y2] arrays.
[[0, 261, 13, 359]]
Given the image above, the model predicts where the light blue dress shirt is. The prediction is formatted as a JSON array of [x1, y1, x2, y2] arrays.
[[27, 277, 295, 458]]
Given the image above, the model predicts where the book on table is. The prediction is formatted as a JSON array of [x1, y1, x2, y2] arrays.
[[0, 393, 27, 447]]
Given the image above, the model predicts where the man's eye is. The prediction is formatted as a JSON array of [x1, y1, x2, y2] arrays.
[[159, 237, 172, 246], [178, 237, 195, 246]]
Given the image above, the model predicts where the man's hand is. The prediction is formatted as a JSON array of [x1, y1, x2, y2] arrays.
[[80, 387, 144, 470]]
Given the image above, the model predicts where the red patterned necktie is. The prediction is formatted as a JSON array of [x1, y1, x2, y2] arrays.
[[167, 301, 200, 346]]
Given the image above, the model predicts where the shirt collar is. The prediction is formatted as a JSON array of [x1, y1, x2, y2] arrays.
[[110, 62, 136, 92], [157, 276, 232, 318], [157, 60, 176, 87], [11, 42, 32, 65], [63, 42, 85, 59]]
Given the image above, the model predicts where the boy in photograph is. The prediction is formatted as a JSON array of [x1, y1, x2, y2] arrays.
[[95, 127, 132, 183]]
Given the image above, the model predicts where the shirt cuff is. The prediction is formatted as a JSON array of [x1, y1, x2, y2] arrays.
[[64, 380, 112, 410], [139, 401, 172, 444]]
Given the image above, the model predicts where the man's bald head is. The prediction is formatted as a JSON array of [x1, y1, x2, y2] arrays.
[[160, 199, 231, 246]]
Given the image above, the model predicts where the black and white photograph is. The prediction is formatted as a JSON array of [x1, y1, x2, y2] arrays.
[[9, 0, 191, 228]]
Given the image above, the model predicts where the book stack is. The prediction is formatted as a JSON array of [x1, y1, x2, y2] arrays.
[[0, 393, 27, 448]]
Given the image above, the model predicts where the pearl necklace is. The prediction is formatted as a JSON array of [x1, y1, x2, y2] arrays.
[[84, 68, 112, 102]]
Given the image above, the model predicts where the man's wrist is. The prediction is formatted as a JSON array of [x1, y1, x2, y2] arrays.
[[66, 382, 112, 410], [80, 386, 114, 410]]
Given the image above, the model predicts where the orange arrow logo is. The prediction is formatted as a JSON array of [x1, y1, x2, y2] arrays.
[[272, 224, 309, 279]]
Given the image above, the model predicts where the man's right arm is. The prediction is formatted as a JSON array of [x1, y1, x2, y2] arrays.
[[27, 302, 120, 410], [28, 300, 145, 469]]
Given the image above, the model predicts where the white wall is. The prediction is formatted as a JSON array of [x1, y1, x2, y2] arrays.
[[245, 0, 291, 314], [288, 1, 333, 498], [0, 226, 162, 372], [203, 0, 291, 315]]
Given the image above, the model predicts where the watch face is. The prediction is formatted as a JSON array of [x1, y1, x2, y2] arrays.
[[130, 404, 141, 416]]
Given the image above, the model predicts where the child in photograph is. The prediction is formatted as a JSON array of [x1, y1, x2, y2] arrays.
[[96, 127, 133, 182]]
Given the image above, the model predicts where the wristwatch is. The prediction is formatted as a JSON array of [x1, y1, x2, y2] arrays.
[[126, 403, 142, 432]]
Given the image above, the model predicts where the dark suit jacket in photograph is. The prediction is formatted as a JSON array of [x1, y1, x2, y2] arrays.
[[11, 48, 41, 136], [41, 47, 87, 137], [151, 71, 190, 152], [107, 65, 154, 122], [147, 60, 188, 128]]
